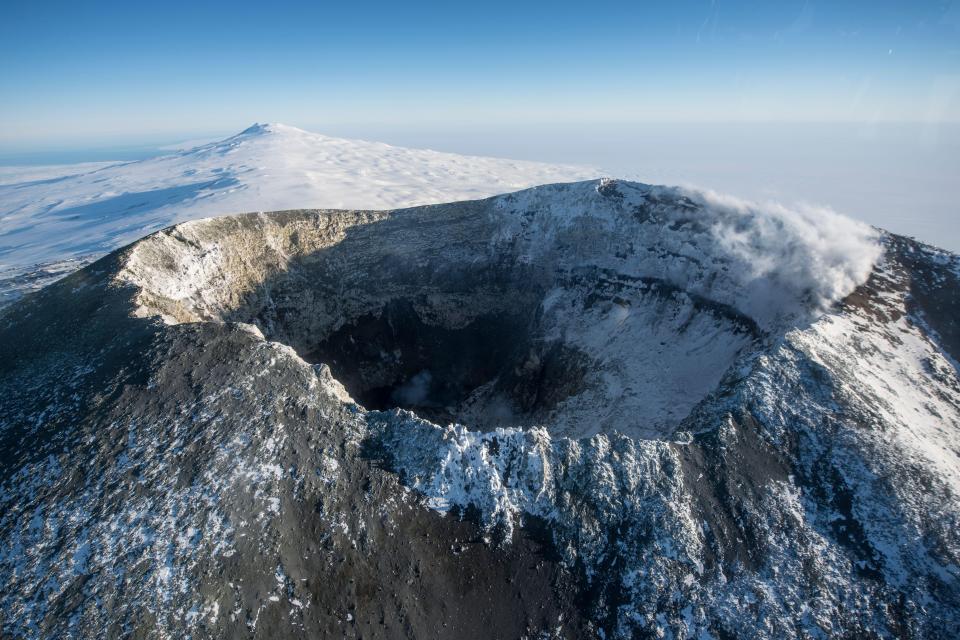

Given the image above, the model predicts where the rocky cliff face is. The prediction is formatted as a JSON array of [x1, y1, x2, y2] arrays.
[[1, 180, 957, 639]]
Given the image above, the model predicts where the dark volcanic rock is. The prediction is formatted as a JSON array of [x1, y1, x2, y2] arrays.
[[1, 180, 958, 639]]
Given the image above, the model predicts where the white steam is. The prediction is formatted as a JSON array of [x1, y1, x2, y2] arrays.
[[492, 179, 885, 330], [688, 188, 883, 323], [391, 370, 434, 406]]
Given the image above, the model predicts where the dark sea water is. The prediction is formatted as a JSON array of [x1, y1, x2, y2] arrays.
[[0, 145, 164, 165]]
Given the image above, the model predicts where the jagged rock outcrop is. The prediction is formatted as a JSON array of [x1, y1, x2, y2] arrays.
[[1, 180, 957, 639]]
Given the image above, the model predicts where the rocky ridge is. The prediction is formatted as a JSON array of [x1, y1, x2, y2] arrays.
[[1, 180, 958, 639]]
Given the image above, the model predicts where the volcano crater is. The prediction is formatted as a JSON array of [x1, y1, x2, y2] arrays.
[[121, 189, 769, 439]]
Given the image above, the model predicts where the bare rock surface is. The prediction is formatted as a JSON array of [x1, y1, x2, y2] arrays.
[[1, 180, 958, 639]]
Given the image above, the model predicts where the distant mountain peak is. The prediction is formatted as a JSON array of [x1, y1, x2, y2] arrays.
[[238, 122, 304, 136], [0, 123, 597, 295]]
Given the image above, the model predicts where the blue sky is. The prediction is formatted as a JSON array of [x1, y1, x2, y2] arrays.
[[1, 0, 958, 148]]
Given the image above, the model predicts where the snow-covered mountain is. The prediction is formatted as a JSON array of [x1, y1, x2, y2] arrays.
[[2, 179, 958, 639], [0, 123, 595, 305]]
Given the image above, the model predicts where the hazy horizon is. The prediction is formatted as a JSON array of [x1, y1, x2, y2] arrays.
[[1, 0, 958, 250], [2, 120, 957, 252]]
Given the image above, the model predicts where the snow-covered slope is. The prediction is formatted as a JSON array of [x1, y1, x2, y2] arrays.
[[4, 180, 957, 638], [0, 123, 596, 304]]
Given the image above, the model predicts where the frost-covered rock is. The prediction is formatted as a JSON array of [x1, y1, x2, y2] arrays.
[[1, 180, 957, 639]]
